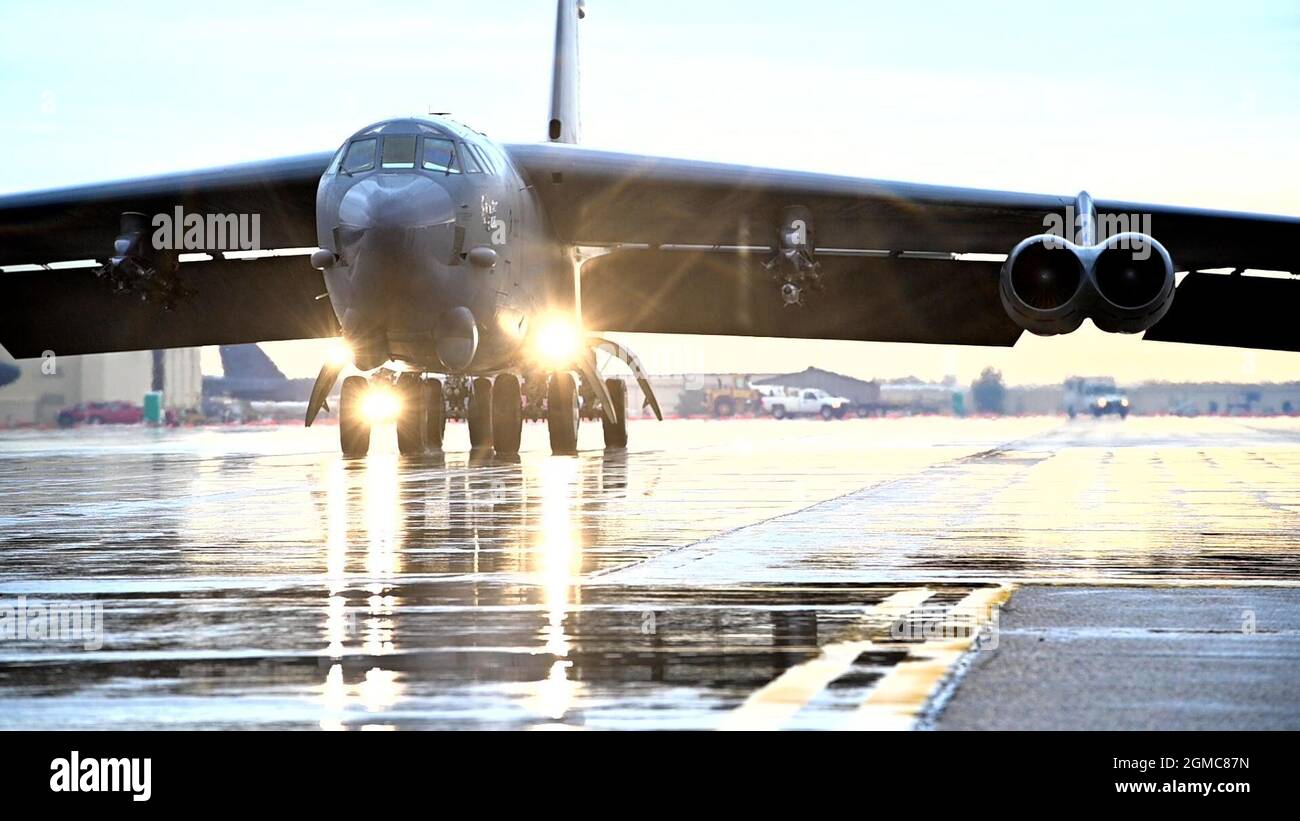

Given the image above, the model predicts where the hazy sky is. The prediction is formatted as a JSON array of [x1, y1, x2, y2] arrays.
[[2, 0, 1298, 384]]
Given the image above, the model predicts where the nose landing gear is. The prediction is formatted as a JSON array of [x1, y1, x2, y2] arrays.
[[339, 371, 449, 458]]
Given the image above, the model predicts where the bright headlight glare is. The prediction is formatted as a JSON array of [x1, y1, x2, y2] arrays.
[[362, 387, 401, 422], [532, 316, 582, 368], [327, 339, 353, 367]]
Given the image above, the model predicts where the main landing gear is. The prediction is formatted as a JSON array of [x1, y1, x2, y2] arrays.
[[321, 331, 661, 458], [336, 370, 629, 458], [339, 372, 451, 458]]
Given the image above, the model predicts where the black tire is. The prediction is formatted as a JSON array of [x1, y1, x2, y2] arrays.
[[424, 379, 446, 450], [603, 378, 628, 449], [468, 376, 493, 448], [771, 405, 786, 420], [340, 375, 371, 457], [395, 374, 426, 455], [820, 405, 834, 420], [1119, 408, 1129, 420], [547, 372, 579, 454], [714, 397, 735, 418], [492, 374, 523, 455]]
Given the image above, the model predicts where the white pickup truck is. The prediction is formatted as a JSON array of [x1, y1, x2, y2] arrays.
[[760, 387, 852, 420]]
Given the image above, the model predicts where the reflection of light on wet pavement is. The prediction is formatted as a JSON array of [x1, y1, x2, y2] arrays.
[[2, 416, 1299, 729], [526, 457, 583, 719], [320, 663, 406, 730]]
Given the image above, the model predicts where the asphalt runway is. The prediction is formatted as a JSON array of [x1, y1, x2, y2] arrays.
[[1, 415, 1297, 730]]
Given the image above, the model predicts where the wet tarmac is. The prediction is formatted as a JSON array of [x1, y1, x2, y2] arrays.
[[1, 416, 1297, 729]]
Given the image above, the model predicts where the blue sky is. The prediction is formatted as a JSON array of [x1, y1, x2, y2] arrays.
[[3, 0, 1299, 383]]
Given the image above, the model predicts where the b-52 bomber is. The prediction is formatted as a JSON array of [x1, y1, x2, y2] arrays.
[[2, 1, 1297, 456]]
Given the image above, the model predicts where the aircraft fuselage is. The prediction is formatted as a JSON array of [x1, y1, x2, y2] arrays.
[[314, 117, 570, 375]]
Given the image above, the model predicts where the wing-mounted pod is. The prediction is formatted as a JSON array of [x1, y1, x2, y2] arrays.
[[94, 211, 189, 308], [1000, 192, 1175, 336], [764, 205, 822, 306]]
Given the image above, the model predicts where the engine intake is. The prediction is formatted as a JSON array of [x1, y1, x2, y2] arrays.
[[1089, 232, 1175, 333], [1000, 231, 1174, 336], [999, 235, 1088, 335]]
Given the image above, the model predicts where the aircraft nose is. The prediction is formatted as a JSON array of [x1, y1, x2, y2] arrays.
[[337, 174, 456, 232]]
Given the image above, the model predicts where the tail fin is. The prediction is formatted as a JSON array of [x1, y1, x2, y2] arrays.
[[218, 344, 285, 381], [547, 0, 585, 143]]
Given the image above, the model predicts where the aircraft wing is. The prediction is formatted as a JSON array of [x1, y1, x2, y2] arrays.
[[0, 153, 338, 358], [506, 143, 1300, 352]]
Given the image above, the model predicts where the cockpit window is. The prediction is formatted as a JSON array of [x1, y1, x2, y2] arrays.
[[458, 143, 482, 174], [381, 135, 417, 169], [469, 144, 496, 174], [326, 145, 346, 175], [341, 138, 376, 174], [421, 137, 461, 174]]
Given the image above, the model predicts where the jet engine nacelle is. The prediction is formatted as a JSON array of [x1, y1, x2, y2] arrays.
[[1000, 232, 1175, 336]]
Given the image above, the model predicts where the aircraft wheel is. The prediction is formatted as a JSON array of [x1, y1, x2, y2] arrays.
[[492, 374, 523, 455], [340, 375, 371, 457], [395, 374, 427, 455], [468, 376, 493, 449], [424, 379, 446, 450], [547, 372, 579, 454], [603, 378, 628, 449]]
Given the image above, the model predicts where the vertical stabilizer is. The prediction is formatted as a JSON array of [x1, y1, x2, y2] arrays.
[[548, 0, 585, 143]]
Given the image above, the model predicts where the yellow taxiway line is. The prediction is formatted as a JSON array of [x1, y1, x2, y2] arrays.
[[717, 587, 935, 731], [718, 584, 1016, 731], [844, 584, 1015, 730]]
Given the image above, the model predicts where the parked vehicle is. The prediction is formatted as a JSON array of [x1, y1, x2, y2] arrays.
[[706, 375, 761, 417], [56, 401, 145, 427], [1063, 377, 1129, 419], [761, 387, 852, 420]]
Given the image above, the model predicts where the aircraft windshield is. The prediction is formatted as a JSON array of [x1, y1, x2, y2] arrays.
[[381, 135, 417, 169], [422, 137, 461, 174], [341, 138, 376, 174]]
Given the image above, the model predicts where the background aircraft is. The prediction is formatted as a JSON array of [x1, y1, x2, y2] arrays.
[[203, 345, 316, 403], [0, 362, 18, 389], [1, 0, 1297, 457]]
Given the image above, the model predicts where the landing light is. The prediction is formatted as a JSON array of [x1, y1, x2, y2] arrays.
[[362, 387, 401, 423], [533, 316, 582, 369]]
